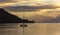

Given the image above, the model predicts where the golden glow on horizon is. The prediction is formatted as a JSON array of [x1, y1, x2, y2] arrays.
[[36, 9, 47, 15], [55, 4, 60, 6]]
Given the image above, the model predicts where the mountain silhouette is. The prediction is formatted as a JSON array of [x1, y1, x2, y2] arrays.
[[28, 14, 60, 23], [0, 8, 34, 23], [28, 15, 55, 23], [52, 15, 60, 23]]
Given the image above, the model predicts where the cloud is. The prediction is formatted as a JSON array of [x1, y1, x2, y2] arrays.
[[3, 5, 57, 12], [4, 6, 41, 12], [0, 0, 17, 3]]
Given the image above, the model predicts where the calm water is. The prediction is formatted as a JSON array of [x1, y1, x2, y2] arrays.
[[0, 23, 60, 35]]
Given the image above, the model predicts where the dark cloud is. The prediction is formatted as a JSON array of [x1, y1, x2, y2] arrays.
[[0, 0, 17, 3], [3, 5, 57, 12], [4, 6, 41, 12]]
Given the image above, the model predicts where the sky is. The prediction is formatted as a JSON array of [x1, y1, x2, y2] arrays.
[[0, 0, 60, 6], [15, 0, 60, 6], [1, 0, 60, 22], [0, 0, 60, 16]]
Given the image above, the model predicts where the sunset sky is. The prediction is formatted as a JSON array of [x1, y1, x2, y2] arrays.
[[1, 0, 60, 22], [2, 0, 60, 17], [0, 0, 60, 6]]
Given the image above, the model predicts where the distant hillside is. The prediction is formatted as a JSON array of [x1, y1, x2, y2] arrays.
[[27, 14, 60, 23]]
